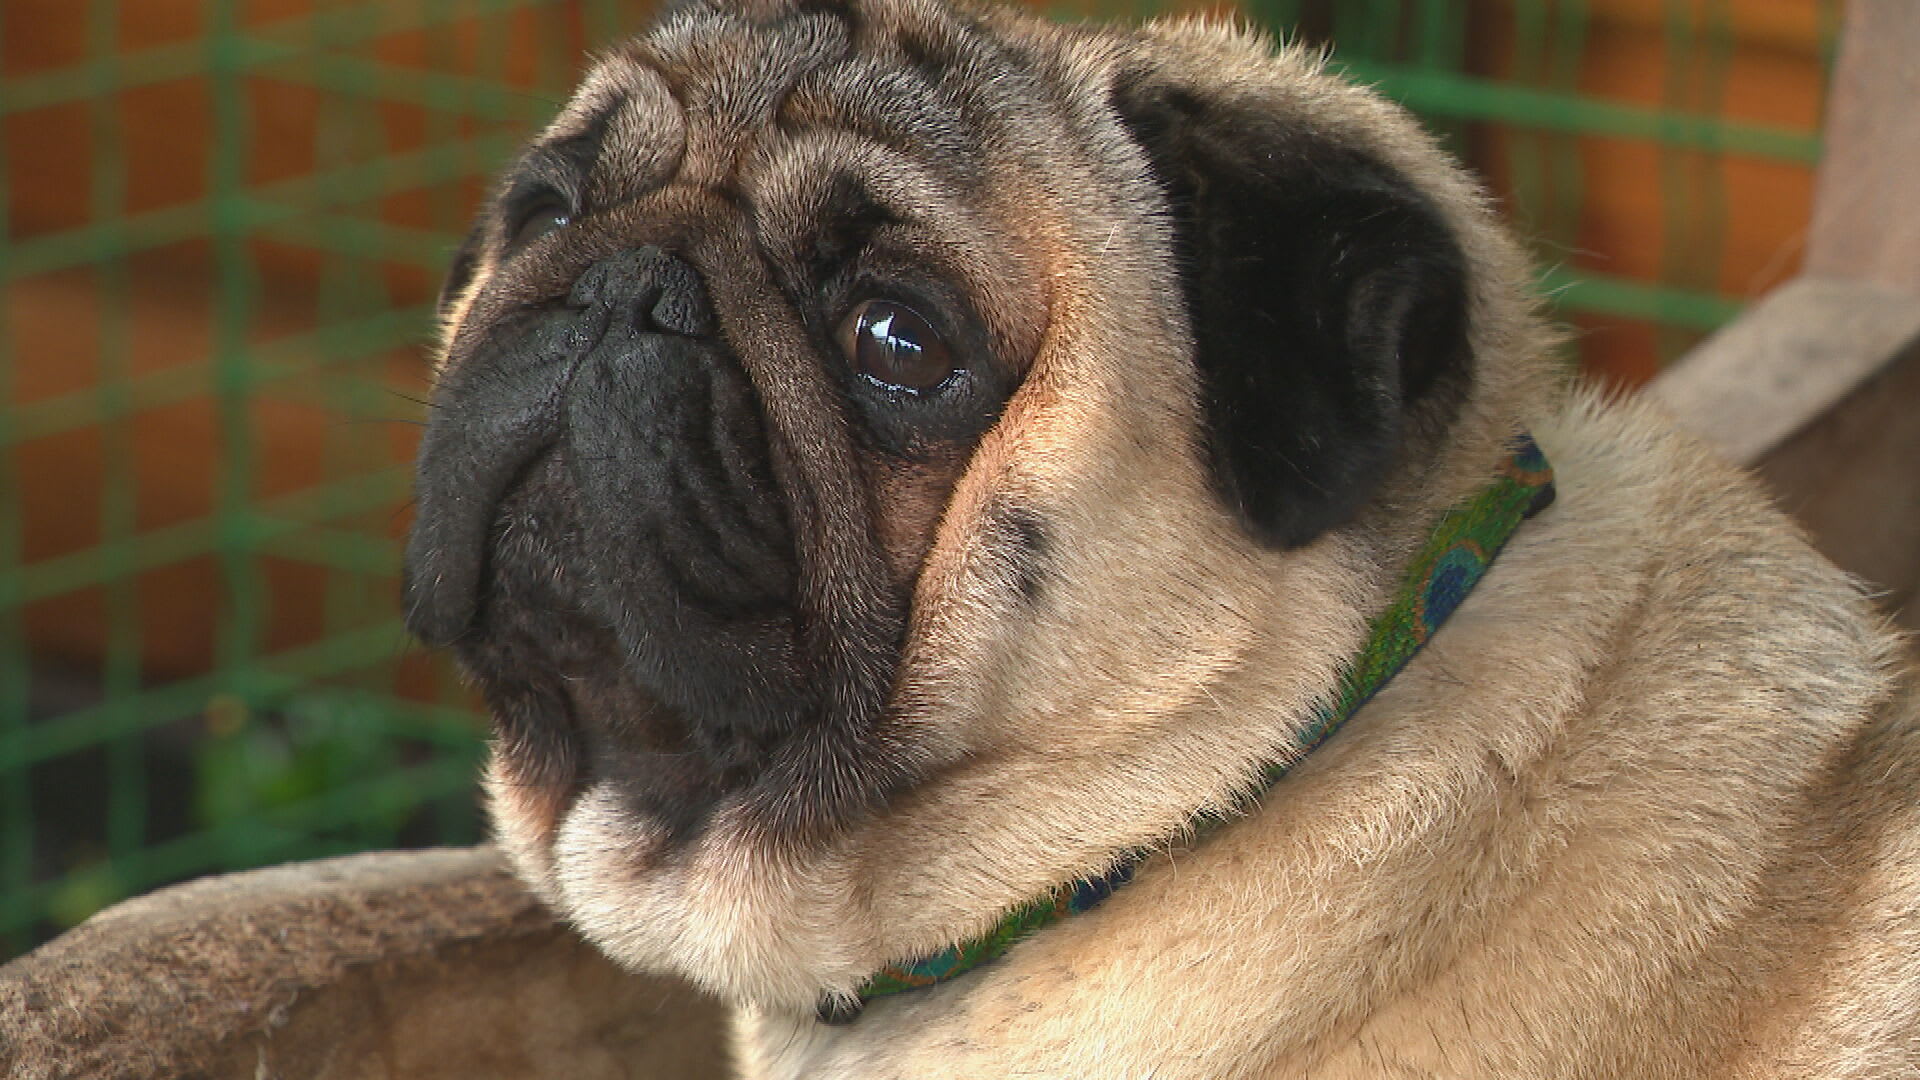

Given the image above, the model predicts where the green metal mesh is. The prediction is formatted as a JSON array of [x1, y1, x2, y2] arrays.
[[0, 0, 1837, 956]]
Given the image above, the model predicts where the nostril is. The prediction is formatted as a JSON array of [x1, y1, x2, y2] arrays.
[[650, 287, 713, 338], [567, 255, 622, 309], [568, 246, 714, 340]]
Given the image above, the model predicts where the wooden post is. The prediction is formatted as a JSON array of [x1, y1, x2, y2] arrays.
[[1806, 0, 1920, 294]]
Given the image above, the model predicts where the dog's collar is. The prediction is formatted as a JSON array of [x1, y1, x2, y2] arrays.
[[819, 435, 1556, 1024]]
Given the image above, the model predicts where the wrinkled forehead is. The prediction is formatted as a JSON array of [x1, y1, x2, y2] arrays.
[[532, 0, 1054, 216]]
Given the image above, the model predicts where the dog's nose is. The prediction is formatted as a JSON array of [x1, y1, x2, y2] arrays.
[[569, 247, 716, 339], [403, 247, 722, 648]]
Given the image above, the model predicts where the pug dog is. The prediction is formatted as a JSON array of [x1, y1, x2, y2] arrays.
[[401, 0, 1920, 1075]]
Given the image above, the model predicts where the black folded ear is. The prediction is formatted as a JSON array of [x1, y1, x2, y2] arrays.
[[1112, 72, 1474, 549]]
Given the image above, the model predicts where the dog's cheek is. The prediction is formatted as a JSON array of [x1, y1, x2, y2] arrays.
[[865, 450, 974, 589]]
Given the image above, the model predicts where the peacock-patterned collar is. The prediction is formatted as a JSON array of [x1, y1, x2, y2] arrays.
[[818, 434, 1556, 1024]]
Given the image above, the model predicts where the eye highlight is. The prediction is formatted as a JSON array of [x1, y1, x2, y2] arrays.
[[838, 300, 958, 394]]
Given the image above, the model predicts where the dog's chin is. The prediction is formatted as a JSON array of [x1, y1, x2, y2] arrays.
[[487, 754, 878, 1010], [472, 650, 695, 902], [469, 538, 918, 1009]]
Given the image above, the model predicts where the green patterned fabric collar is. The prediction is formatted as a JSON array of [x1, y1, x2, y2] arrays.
[[818, 435, 1555, 1024]]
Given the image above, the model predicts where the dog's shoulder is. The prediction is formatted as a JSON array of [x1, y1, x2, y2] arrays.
[[754, 389, 1920, 1080]]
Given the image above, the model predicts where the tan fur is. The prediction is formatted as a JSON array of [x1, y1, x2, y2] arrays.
[[733, 391, 1919, 1078], [436, 3, 1920, 1076]]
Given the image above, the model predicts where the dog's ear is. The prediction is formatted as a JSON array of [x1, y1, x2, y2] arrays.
[[1112, 69, 1473, 549]]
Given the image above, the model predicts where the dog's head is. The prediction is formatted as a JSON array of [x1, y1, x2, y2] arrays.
[[403, 0, 1552, 1009]]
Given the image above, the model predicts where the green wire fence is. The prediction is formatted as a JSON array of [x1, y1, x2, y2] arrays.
[[0, 0, 1838, 956]]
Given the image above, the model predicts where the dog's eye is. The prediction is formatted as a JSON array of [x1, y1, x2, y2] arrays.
[[506, 199, 572, 254], [839, 300, 956, 393]]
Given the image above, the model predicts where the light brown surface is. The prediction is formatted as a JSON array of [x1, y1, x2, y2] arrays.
[[0, 847, 734, 1080], [1808, 0, 1920, 293], [1645, 275, 1920, 465]]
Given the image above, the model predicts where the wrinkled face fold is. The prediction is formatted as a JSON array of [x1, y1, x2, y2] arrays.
[[403, 0, 1062, 847]]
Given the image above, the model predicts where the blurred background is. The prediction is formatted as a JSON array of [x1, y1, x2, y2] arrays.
[[0, 0, 1841, 956]]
